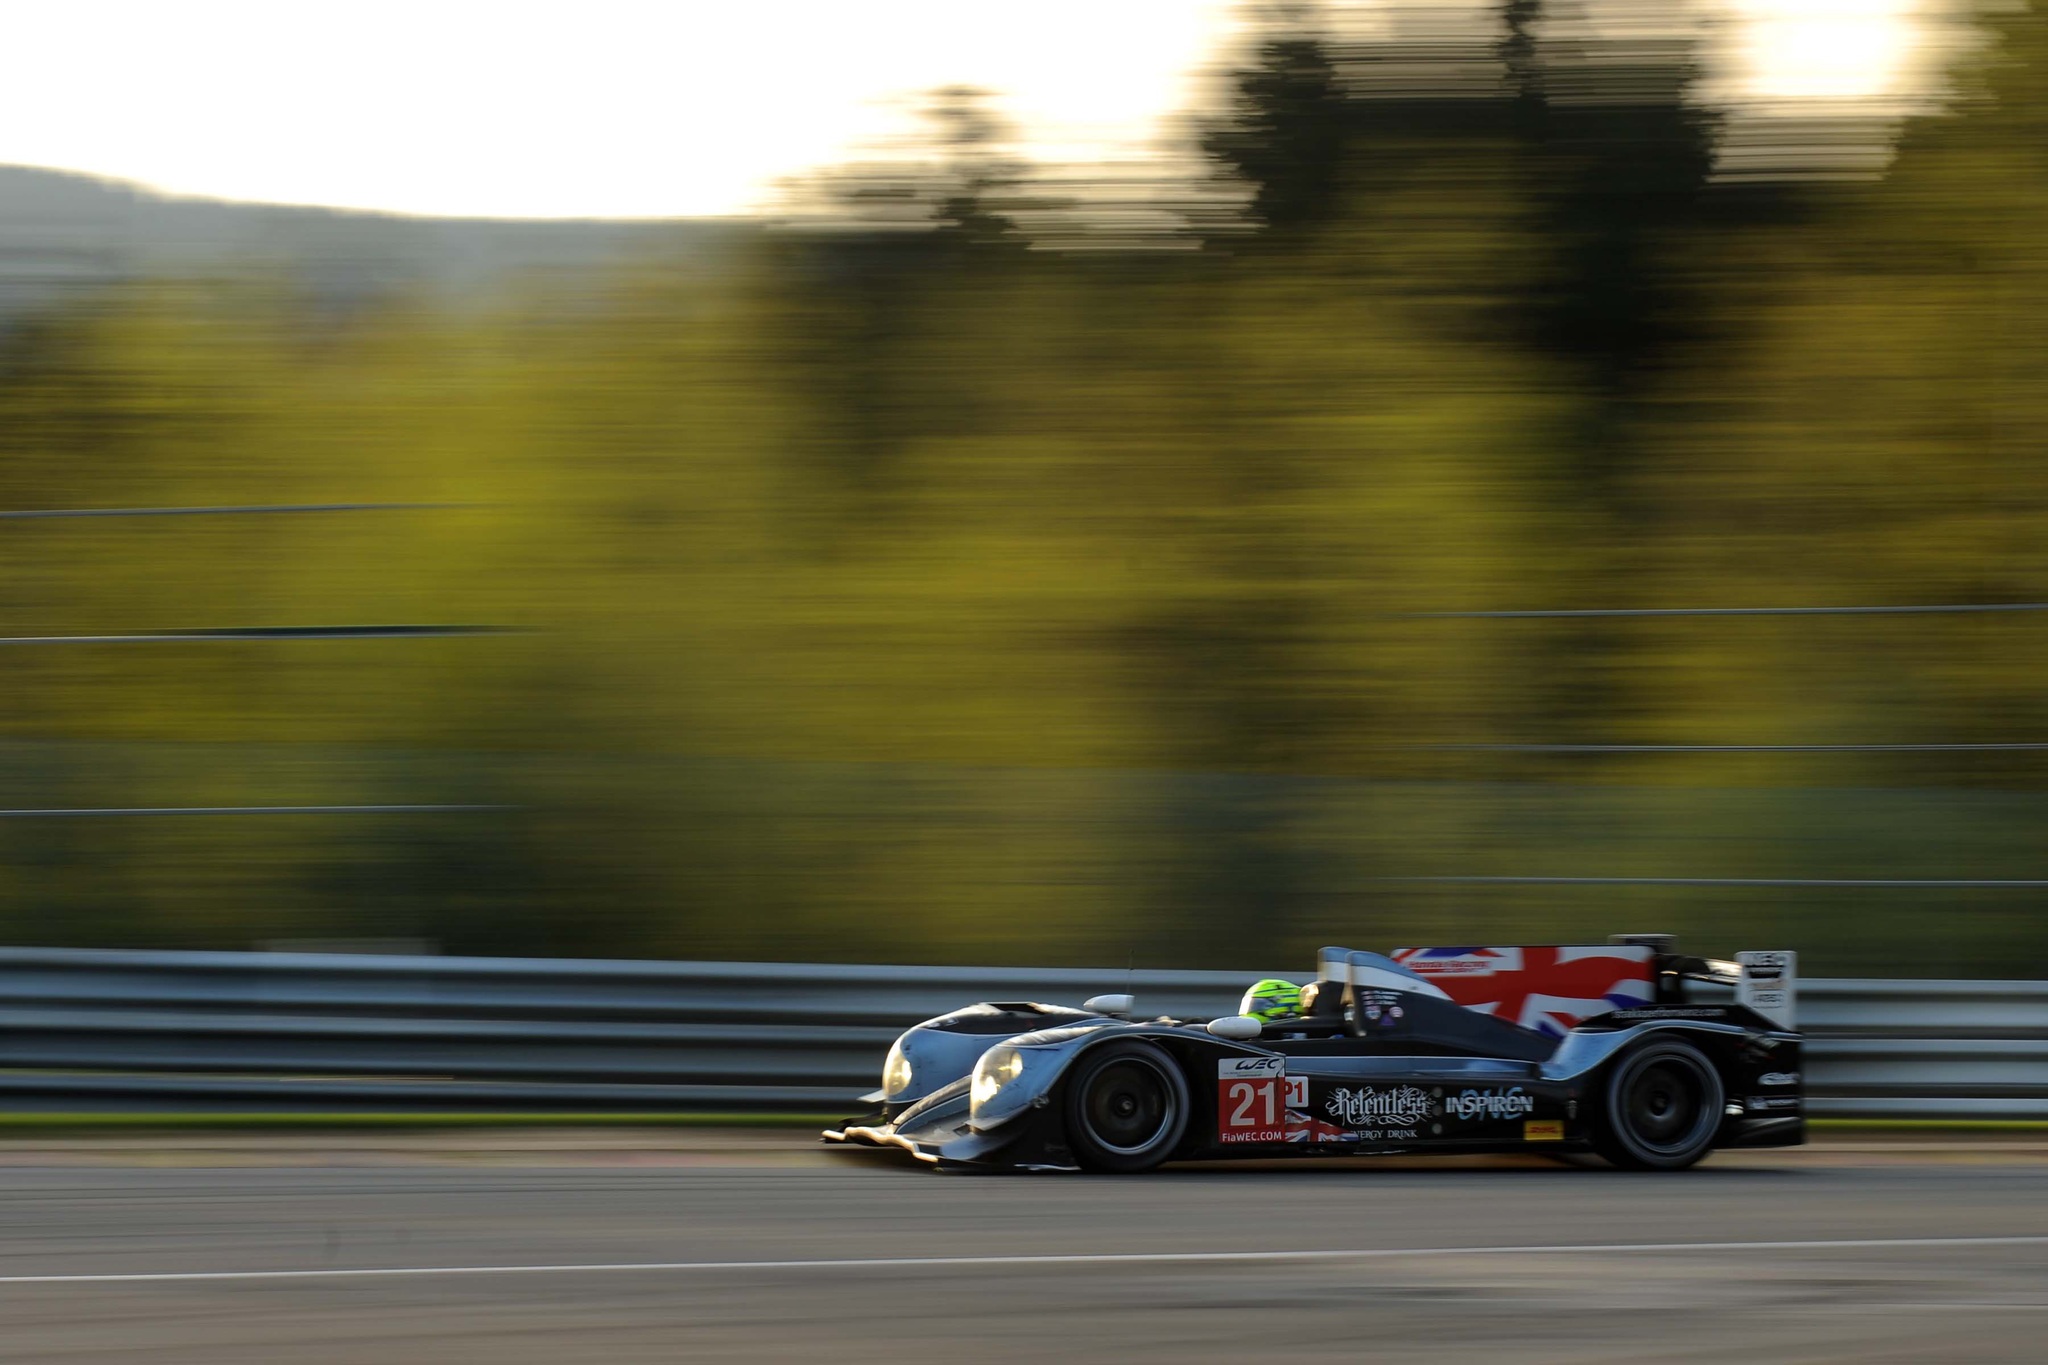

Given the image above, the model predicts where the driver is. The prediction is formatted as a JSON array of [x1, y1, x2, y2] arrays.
[[1239, 978, 1302, 1022]]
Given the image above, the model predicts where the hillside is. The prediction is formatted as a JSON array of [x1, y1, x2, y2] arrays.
[[0, 165, 742, 316]]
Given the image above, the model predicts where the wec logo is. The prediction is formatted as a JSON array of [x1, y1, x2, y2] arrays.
[[1217, 1057, 1285, 1078], [1444, 1087, 1535, 1122]]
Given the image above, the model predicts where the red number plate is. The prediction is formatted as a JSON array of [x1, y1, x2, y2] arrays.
[[1216, 1057, 1289, 1143]]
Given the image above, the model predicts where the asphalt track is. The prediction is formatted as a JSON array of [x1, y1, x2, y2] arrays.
[[4, 1138, 2048, 1362]]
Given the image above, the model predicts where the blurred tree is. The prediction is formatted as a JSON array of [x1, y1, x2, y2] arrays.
[[0, 2, 2043, 977], [1203, 27, 1348, 236], [1201, 0, 1724, 435], [925, 85, 1031, 246], [1635, 0, 2048, 773]]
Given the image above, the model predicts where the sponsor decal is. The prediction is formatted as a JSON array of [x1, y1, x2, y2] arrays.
[[1522, 1120, 1565, 1142], [1325, 1085, 1434, 1128], [1444, 1086, 1537, 1122], [1607, 1007, 1728, 1020], [1746, 1095, 1801, 1112], [1396, 947, 1521, 979], [1217, 1056, 1285, 1078], [1758, 1071, 1801, 1087], [1355, 988, 1409, 1031]]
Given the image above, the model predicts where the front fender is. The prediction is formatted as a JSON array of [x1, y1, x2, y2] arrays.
[[967, 1021, 1276, 1137], [881, 1002, 1106, 1111], [964, 1023, 1122, 1132]]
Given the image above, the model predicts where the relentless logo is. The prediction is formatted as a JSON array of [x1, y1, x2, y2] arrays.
[[1445, 1086, 1536, 1122], [1325, 1085, 1434, 1128], [1758, 1071, 1800, 1087]]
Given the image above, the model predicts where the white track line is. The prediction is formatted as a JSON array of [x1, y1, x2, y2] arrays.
[[4, 1235, 2048, 1287]]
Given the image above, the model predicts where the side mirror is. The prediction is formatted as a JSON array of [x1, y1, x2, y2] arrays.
[[1205, 1014, 1264, 1041], [1084, 993, 1135, 1017]]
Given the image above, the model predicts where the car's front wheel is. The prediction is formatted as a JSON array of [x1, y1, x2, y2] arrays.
[[1063, 1041, 1190, 1173], [1595, 1040, 1724, 1171]]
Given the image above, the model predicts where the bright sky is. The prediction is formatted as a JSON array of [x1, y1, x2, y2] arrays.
[[0, 0, 1938, 221]]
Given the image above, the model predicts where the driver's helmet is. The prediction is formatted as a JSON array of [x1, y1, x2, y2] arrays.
[[1240, 978, 1302, 1022]]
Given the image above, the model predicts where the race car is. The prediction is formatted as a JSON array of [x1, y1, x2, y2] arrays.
[[822, 936, 1801, 1172]]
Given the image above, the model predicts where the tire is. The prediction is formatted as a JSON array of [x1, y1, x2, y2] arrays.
[[1063, 1041, 1191, 1173], [1594, 1039, 1725, 1171]]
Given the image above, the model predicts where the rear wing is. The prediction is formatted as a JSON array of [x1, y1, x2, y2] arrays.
[[1612, 935, 1798, 1029], [1311, 937, 1798, 1035], [1735, 951, 1797, 1028]]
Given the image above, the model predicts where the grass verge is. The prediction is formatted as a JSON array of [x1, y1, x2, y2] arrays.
[[1809, 1118, 2048, 1134]]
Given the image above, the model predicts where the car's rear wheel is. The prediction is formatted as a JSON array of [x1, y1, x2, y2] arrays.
[[1595, 1040, 1723, 1171], [1064, 1041, 1189, 1173]]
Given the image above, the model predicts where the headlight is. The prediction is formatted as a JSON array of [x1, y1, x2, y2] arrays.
[[970, 1045, 1027, 1107], [882, 1039, 913, 1098]]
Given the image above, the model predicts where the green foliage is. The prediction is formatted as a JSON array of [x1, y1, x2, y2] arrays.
[[1, 4, 2045, 976]]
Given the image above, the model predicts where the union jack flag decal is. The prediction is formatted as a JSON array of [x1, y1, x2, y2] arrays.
[[1390, 945, 1655, 1038]]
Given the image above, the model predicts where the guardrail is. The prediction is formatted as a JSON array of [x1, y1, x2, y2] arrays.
[[1, 947, 2043, 1119]]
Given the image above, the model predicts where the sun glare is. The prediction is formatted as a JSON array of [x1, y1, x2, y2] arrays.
[[1727, 0, 1929, 102], [0, 0, 1937, 218]]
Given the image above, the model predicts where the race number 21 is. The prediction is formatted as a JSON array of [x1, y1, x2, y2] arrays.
[[1216, 1057, 1290, 1143]]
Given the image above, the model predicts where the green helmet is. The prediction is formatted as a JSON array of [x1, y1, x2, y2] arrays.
[[1239, 978, 1302, 1022]]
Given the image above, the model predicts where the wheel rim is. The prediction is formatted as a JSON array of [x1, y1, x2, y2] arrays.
[[1623, 1056, 1711, 1153], [1083, 1058, 1174, 1153]]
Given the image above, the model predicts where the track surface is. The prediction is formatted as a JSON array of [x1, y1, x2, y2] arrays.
[[4, 1143, 2048, 1362]]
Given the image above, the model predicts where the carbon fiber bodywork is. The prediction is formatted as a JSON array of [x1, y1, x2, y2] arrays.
[[822, 988, 1804, 1171]]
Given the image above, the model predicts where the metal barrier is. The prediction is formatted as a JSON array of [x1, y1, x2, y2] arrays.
[[1, 946, 2043, 1118]]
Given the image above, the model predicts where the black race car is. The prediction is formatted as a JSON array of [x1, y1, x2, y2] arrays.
[[823, 938, 1802, 1172]]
